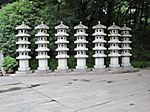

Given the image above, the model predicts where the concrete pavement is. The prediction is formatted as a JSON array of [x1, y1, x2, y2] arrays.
[[0, 69, 150, 112]]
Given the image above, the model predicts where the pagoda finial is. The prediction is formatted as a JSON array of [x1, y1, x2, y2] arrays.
[[98, 21, 101, 24], [41, 21, 44, 24], [80, 21, 82, 24], [61, 21, 63, 24], [22, 22, 25, 24], [113, 22, 115, 25], [124, 24, 126, 27]]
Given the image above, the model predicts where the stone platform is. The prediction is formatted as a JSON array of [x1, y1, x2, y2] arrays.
[[0, 69, 150, 112]]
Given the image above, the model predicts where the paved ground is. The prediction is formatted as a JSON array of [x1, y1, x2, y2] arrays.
[[0, 69, 150, 112]]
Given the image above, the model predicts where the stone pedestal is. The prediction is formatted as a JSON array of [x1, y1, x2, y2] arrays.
[[76, 58, 87, 69], [121, 57, 131, 67], [94, 58, 106, 68], [57, 58, 68, 70], [109, 57, 120, 68]]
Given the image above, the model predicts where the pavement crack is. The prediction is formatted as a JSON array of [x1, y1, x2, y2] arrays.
[[75, 100, 113, 112], [0, 87, 22, 93], [1, 82, 21, 86]]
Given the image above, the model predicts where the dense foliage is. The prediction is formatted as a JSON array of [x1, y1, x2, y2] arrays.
[[2, 55, 18, 73], [0, 0, 150, 69]]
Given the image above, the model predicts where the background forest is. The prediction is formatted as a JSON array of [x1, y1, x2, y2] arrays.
[[0, 0, 150, 70]]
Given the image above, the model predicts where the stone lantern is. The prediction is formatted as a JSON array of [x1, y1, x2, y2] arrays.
[[16, 22, 31, 74], [74, 22, 88, 70], [108, 22, 121, 68], [92, 21, 107, 69], [121, 24, 132, 67], [55, 22, 69, 71], [35, 22, 50, 71]]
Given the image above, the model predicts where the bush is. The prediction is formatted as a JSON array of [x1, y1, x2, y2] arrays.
[[132, 61, 150, 68], [2, 55, 18, 73]]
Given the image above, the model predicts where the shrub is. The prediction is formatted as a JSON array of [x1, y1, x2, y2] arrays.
[[132, 61, 150, 68], [2, 55, 18, 73]]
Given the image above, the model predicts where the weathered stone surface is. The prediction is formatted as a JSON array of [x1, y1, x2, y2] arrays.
[[0, 69, 150, 112]]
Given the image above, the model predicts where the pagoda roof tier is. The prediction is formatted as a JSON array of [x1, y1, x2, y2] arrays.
[[16, 56, 31, 59], [55, 21, 69, 29], [122, 41, 132, 43], [55, 32, 69, 37], [35, 41, 49, 44], [74, 40, 88, 44], [36, 55, 50, 59], [108, 46, 121, 50], [93, 54, 107, 58], [108, 40, 121, 43], [16, 41, 30, 44], [16, 33, 30, 37], [121, 47, 132, 50], [35, 33, 49, 37], [74, 55, 88, 58], [74, 47, 88, 51], [108, 22, 121, 30], [16, 22, 31, 30], [121, 35, 132, 37], [35, 22, 49, 30], [93, 39, 106, 43], [121, 24, 131, 31], [108, 34, 121, 37], [121, 53, 132, 56], [55, 40, 69, 44], [56, 55, 69, 59], [92, 32, 107, 36], [35, 48, 50, 51], [16, 49, 31, 52], [74, 21, 88, 29], [92, 21, 106, 29], [93, 47, 107, 50], [56, 48, 69, 51], [74, 32, 88, 36], [108, 53, 121, 57]]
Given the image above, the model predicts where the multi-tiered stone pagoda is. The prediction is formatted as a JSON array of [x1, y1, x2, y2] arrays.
[[74, 22, 88, 70], [16, 22, 31, 74], [108, 22, 121, 68], [35, 22, 50, 72], [55, 22, 69, 71], [121, 24, 132, 67], [92, 21, 107, 69]]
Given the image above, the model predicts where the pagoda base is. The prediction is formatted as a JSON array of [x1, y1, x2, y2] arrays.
[[15, 70, 32, 75], [121, 57, 131, 67], [121, 66, 135, 72], [35, 70, 51, 74], [74, 68, 91, 73], [94, 65, 106, 69], [92, 68, 106, 73], [54, 69, 71, 73], [37, 67, 49, 71], [109, 57, 120, 68], [107, 67, 123, 73]]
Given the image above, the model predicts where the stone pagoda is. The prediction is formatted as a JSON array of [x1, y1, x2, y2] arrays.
[[121, 24, 132, 67], [55, 22, 69, 71], [92, 21, 107, 69], [35, 22, 50, 72], [108, 22, 121, 68], [74, 22, 88, 70], [16, 22, 31, 74]]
